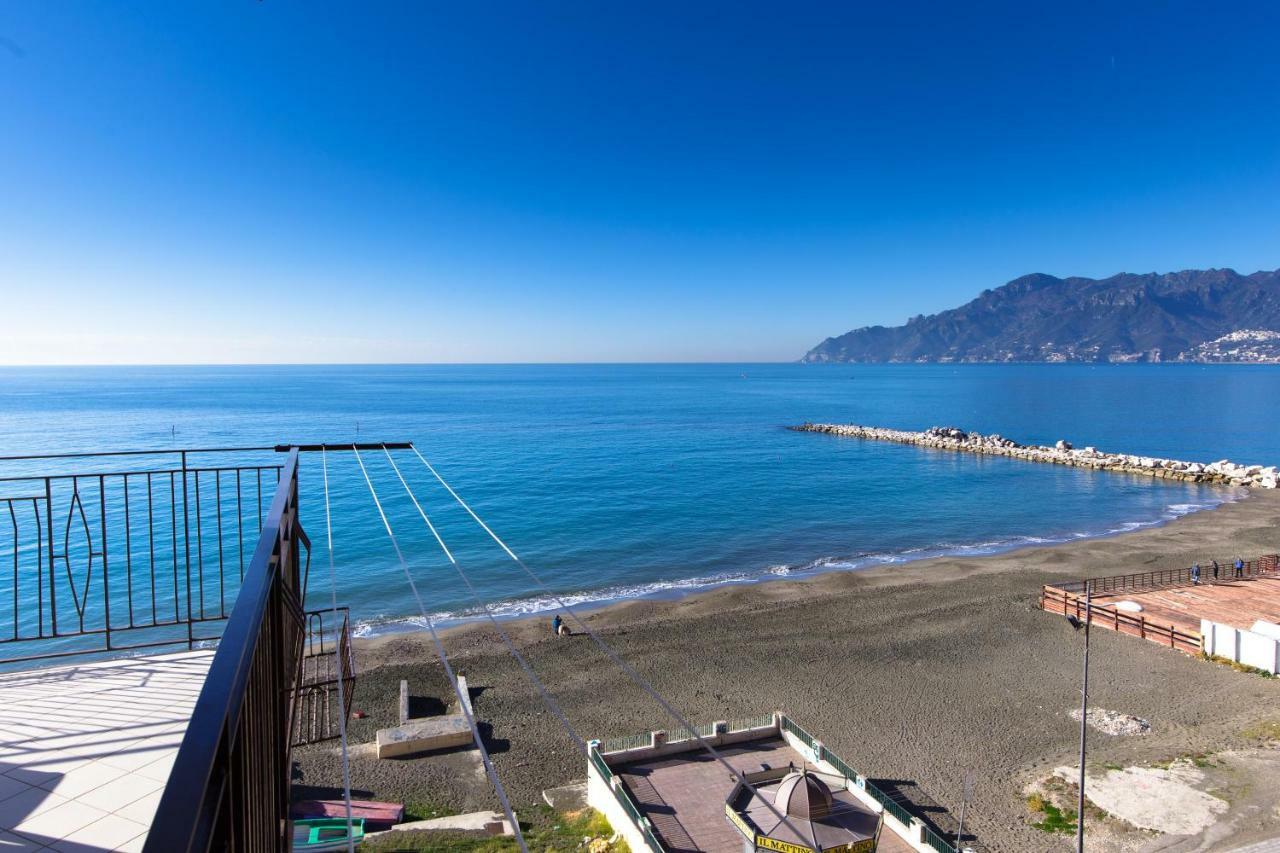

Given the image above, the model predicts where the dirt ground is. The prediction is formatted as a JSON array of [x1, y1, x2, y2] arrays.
[[295, 489, 1280, 851]]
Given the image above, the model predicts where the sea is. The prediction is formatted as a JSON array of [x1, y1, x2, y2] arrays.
[[1, 363, 1277, 639]]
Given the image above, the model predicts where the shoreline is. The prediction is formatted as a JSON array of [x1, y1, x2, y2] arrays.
[[358, 487, 1268, 654], [349, 485, 1241, 639], [332, 488, 1280, 852]]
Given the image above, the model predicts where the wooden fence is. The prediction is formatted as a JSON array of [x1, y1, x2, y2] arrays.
[[1038, 585, 1203, 654], [1049, 554, 1280, 598]]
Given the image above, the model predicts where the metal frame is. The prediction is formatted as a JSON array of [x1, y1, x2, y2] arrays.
[[141, 442, 409, 852], [145, 447, 308, 853], [0, 449, 284, 665]]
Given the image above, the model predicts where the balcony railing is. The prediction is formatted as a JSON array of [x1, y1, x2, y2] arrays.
[[146, 446, 308, 853], [0, 446, 286, 665]]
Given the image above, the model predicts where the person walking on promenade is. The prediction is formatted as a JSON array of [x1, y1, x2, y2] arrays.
[[1191, 563, 1201, 585], [1235, 557, 1245, 579], [1212, 560, 1220, 580]]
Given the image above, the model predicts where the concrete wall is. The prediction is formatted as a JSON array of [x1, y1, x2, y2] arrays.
[[1202, 619, 1280, 674], [597, 719, 780, 763], [585, 751, 656, 853]]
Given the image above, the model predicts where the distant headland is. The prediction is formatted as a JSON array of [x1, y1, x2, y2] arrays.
[[803, 267, 1280, 364]]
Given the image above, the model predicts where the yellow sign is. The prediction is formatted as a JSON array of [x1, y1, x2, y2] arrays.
[[756, 837, 876, 853], [756, 838, 815, 853], [724, 803, 753, 839]]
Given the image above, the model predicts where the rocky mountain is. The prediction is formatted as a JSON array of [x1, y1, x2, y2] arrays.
[[803, 268, 1280, 363]]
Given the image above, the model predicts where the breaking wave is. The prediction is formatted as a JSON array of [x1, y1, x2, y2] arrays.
[[350, 492, 1241, 639]]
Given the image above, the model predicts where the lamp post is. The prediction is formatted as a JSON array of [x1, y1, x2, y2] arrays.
[[1065, 587, 1091, 853]]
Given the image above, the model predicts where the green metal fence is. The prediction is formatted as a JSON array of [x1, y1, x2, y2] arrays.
[[780, 714, 815, 748], [598, 731, 651, 754], [588, 746, 666, 852], [727, 713, 776, 732], [778, 715, 959, 853], [923, 823, 959, 852], [670, 721, 717, 743], [863, 781, 915, 828]]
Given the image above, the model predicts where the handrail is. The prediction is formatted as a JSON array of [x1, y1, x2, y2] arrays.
[[1, 459, 283, 665], [1047, 554, 1280, 597], [146, 448, 306, 852]]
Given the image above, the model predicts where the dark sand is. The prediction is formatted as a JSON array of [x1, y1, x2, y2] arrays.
[[296, 489, 1280, 851]]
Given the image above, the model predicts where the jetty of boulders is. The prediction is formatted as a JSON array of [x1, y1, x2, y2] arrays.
[[791, 423, 1279, 488]]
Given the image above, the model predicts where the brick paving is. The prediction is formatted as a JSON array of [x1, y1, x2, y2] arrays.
[[613, 736, 914, 853]]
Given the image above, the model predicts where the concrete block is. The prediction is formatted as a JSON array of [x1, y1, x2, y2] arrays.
[[366, 810, 513, 838], [377, 715, 472, 758], [542, 780, 588, 812], [455, 674, 474, 717]]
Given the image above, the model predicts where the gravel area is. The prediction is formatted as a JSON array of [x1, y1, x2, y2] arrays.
[[295, 489, 1280, 851]]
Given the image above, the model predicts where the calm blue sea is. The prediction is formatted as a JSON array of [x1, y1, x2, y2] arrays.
[[1, 364, 1277, 636]]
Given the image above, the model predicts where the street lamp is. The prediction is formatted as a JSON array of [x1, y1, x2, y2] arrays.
[[1064, 588, 1091, 853]]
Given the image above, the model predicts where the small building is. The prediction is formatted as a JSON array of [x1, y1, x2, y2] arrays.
[[586, 712, 957, 853]]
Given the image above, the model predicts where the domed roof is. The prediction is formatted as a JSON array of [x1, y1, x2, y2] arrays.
[[774, 770, 832, 821]]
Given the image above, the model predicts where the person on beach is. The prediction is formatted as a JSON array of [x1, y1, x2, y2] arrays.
[[1191, 563, 1201, 585], [1212, 560, 1219, 580], [1235, 557, 1245, 578], [552, 614, 569, 636]]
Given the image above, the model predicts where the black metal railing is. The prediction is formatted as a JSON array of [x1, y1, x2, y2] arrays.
[[0, 446, 285, 664], [146, 447, 308, 853], [293, 606, 356, 746]]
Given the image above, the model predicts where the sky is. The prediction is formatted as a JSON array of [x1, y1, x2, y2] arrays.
[[1, 2, 1278, 364]]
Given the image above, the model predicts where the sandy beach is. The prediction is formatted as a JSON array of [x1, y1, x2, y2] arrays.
[[297, 489, 1280, 851]]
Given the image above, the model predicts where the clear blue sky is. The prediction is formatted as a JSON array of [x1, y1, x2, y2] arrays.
[[2, 2, 1278, 363]]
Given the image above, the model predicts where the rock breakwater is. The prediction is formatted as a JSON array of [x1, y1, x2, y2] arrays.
[[791, 423, 1279, 488]]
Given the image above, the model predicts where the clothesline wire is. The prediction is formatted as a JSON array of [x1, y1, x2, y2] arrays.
[[319, 448, 355, 853], [404, 443, 813, 846], [351, 447, 528, 853], [379, 446, 586, 754]]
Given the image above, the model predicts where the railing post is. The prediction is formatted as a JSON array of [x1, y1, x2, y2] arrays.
[[100, 475, 111, 651], [181, 450, 193, 650], [45, 477, 56, 637]]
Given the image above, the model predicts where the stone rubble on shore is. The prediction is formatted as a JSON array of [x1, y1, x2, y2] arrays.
[[791, 423, 1280, 488]]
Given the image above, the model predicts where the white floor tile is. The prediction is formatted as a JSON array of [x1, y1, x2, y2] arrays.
[[36, 763, 128, 801], [0, 776, 31, 806], [0, 829, 43, 851], [8, 797, 108, 843], [74, 773, 162, 814], [0, 786, 68, 830], [113, 789, 162, 826], [50, 813, 149, 852]]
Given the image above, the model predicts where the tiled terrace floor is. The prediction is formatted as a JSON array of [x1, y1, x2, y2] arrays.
[[613, 736, 914, 853], [0, 650, 213, 852]]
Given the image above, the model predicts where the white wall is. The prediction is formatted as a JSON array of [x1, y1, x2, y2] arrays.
[[1201, 619, 1280, 674]]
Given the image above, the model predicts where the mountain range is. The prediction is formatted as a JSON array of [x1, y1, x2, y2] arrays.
[[802, 268, 1280, 363]]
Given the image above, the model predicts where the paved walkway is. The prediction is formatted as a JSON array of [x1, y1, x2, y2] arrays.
[[0, 650, 213, 852], [614, 736, 914, 853]]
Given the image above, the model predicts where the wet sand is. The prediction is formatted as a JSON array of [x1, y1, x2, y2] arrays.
[[299, 489, 1280, 851]]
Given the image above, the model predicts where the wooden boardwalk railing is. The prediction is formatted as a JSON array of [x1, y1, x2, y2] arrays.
[[1049, 554, 1280, 597], [1038, 585, 1203, 654], [1039, 553, 1280, 655]]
